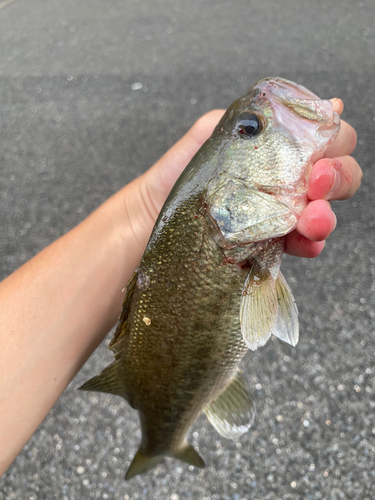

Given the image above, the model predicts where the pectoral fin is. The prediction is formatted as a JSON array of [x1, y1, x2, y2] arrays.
[[240, 263, 278, 350], [204, 370, 255, 439], [271, 272, 299, 346]]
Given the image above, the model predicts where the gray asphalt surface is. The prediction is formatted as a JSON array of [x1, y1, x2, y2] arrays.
[[0, 0, 374, 499]]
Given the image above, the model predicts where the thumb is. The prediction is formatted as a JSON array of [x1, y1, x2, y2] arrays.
[[141, 110, 225, 215]]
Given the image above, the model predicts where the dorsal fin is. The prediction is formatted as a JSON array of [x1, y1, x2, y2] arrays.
[[79, 360, 125, 398], [109, 271, 138, 353], [204, 370, 255, 439]]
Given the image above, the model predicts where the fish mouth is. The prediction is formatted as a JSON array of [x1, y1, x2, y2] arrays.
[[252, 77, 340, 149]]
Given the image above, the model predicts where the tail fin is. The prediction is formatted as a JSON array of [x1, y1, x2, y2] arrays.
[[125, 450, 163, 480], [125, 442, 205, 480], [173, 440, 205, 468]]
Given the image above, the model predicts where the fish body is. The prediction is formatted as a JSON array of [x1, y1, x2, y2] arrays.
[[80, 78, 340, 479]]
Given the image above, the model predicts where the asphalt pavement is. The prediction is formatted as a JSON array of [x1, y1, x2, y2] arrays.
[[0, 0, 374, 498]]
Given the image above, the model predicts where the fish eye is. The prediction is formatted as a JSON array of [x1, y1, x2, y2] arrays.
[[236, 113, 262, 138]]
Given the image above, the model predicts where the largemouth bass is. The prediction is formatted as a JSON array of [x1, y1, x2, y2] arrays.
[[80, 77, 340, 479]]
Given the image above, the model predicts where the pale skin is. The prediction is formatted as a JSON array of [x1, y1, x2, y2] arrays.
[[0, 100, 361, 476]]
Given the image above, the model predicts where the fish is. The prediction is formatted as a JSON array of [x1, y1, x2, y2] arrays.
[[80, 77, 340, 479]]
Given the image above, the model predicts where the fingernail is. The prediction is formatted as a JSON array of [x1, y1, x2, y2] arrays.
[[330, 97, 344, 115], [328, 162, 341, 196], [331, 210, 337, 231]]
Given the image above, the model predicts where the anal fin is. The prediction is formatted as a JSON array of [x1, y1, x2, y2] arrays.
[[79, 360, 125, 398], [204, 370, 255, 439]]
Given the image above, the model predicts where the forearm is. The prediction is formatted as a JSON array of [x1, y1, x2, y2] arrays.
[[0, 178, 148, 474]]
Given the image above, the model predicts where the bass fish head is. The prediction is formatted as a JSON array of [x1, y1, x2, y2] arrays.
[[211, 77, 340, 195]]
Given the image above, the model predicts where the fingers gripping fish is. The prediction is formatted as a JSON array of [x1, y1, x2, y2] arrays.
[[80, 78, 340, 479]]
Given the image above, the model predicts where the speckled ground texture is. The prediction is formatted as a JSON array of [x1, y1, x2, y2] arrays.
[[0, 0, 374, 498]]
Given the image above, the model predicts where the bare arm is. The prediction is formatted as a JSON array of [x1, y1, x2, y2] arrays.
[[0, 107, 360, 475]]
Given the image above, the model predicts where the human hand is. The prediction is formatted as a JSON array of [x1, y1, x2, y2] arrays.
[[135, 102, 361, 258]]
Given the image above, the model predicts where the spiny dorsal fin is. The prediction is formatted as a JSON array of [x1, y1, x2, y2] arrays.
[[204, 370, 255, 439], [109, 271, 138, 353], [79, 360, 125, 397], [240, 262, 278, 350], [271, 272, 299, 346]]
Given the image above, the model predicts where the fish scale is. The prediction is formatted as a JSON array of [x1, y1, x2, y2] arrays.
[[128, 196, 248, 435], [80, 77, 340, 479]]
